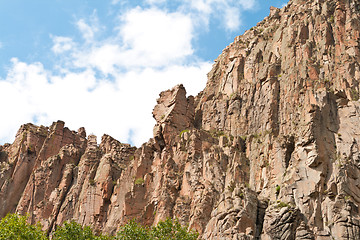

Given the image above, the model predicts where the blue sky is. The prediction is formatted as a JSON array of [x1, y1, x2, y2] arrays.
[[0, 0, 288, 146]]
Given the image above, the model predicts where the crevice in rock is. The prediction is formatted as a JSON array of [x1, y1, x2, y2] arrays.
[[194, 109, 203, 129], [47, 166, 75, 236], [255, 199, 268, 239], [237, 57, 245, 81], [284, 136, 295, 169], [271, 76, 281, 137], [240, 137, 246, 153], [0, 150, 8, 163]]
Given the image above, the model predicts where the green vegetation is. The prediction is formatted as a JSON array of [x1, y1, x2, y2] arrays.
[[27, 146, 34, 154], [275, 185, 281, 195], [89, 179, 96, 186], [251, 133, 260, 139], [229, 92, 237, 99], [229, 134, 234, 142], [52, 221, 110, 240], [263, 160, 270, 167], [209, 129, 225, 138], [0, 213, 47, 240], [149, 218, 198, 240], [206, 129, 235, 147], [239, 192, 244, 199], [134, 178, 145, 185], [350, 88, 359, 101], [116, 220, 150, 240], [179, 129, 190, 138], [227, 181, 236, 193], [276, 201, 291, 209], [0, 214, 198, 240]]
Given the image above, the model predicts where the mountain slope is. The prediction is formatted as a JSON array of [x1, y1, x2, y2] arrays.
[[1, 0, 360, 239]]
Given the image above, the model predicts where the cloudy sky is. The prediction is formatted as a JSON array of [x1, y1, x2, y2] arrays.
[[0, 0, 288, 146]]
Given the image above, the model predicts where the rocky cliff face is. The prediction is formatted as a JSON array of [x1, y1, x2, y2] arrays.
[[1, 0, 360, 239]]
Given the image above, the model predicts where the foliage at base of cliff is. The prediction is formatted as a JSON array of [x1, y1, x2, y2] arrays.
[[0, 214, 47, 240], [116, 218, 199, 240], [0, 214, 198, 240]]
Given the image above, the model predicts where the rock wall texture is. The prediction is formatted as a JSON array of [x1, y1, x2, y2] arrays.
[[1, 0, 360, 239]]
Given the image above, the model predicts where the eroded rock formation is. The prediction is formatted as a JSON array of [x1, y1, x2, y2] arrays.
[[1, 0, 360, 239]]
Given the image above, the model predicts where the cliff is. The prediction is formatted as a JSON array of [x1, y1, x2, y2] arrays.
[[1, 0, 360, 239]]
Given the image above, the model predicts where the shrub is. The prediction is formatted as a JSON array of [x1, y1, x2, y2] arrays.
[[89, 179, 96, 186], [275, 185, 280, 195], [134, 178, 145, 185], [150, 218, 198, 240], [116, 220, 150, 240], [116, 218, 198, 240], [350, 89, 360, 101], [0, 215, 198, 240], [52, 221, 110, 240], [0, 213, 47, 240], [276, 201, 291, 209]]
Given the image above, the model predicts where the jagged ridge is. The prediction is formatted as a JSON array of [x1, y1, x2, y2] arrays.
[[1, 0, 360, 239]]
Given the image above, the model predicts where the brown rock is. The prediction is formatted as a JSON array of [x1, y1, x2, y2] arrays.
[[2, 0, 360, 239]]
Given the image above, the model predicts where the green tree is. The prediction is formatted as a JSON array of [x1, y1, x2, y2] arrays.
[[116, 219, 150, 240], [0, 213, 47, 240], [116, 218, 198, 240], [150, 218, 198, 240], [0, 214, 198, 240], [52, 221, 111, 240]]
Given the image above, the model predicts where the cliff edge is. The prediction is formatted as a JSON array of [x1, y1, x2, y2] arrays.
[[1, 0, 360, 239]]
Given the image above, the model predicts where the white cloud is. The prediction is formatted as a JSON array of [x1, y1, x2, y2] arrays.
[[238, 0, 256, 10], [111, 0, 257, 32], [0, 59, 49, 143], [3, 0, 265, 146], [51, 36, 74, 54], [76, 13, 101, 42], [0, 6, 213, 146], [145, 0, 166, 4], [0, 58, 211, 146], [1, 0, 264, 147], [0, 0, 263, 146], [119, 7, 193, 66], [77, 19, 95, 40], [111, 0, 126, 4], [188, 0, 212, 14], [180, 0, 257, 31], [73, 7, 194, 74], [87, 44, 122, 74], [224, 8, 241, 31]]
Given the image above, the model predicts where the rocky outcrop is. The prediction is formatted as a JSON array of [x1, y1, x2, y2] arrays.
[[2, 0, 360, 239]]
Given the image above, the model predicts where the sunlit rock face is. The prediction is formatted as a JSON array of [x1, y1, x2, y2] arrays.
[[2, 0, 360, 239]]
